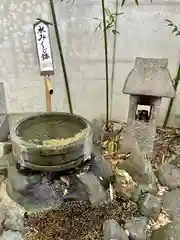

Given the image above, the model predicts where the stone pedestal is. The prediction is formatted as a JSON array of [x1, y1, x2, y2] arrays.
[[6, 151, 113, 213]]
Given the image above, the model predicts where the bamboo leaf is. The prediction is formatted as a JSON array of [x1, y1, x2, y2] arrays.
[[176, 31, 180, 36], [113, 12, 124, 16], [168, 23, 174, 26], [165, 19, 173, 23], [121, 0, 126, 7], [91, 17, 102, 21], [135, 0, 139, 5], [106, 23, 114, 29], [173, 26, 178, 33], [112, 29, 120, 35], [105, 8, 111, 16], [94, 22, 102, 32]]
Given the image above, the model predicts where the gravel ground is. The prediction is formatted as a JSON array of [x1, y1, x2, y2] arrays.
[[24, 126, 180, 240], [24, 199, 139, 240]]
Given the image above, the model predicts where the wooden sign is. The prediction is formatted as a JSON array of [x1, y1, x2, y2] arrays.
[[33, 19, 54, 76]]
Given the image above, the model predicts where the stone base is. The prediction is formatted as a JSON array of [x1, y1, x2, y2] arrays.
[[6, 151, 114, 213], [121, 121, 156, 160]]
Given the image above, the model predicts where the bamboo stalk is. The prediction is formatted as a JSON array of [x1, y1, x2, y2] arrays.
[[44, 75, 52, 112], [49, 0, 73, 114], [163, 65, 180, 128], [46, 75, 54, 95], [101, 0, 109, 131], [110, 0, 119, 119]]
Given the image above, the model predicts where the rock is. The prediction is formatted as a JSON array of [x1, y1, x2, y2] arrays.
[[64, 175, 89, 201], [119, 143, 156, 189], [158, 163, 180, 189], [139, 193, 161, 220], [0, 153, 11, 176], [91, 147, 114, 189], [0, 230, 23, 240], [115, 169, 137, 200], [131, 184, 157, 203], [7, 160, 42, 193], [163, 189, 180, 221], [124, 217, 149, 240], [168, 154, 180, 167], [0, 143, 12, 158], [76, 172, 107, 205], [3, 209, 24, 232], [103, 219, 129, 240], [0, 205, 6, 224], [0, 175, 5, 183], [91, 118, 105, 144], [151, 221, 180, 240]]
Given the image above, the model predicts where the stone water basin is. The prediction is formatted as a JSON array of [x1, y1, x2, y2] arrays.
[[10, 112, 93, 172]]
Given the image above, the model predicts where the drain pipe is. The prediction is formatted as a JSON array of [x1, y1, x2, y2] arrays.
[[163, 65, 180, 128], [49, 0, 73, 114]]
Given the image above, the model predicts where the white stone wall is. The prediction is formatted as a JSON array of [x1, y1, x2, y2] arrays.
[[1, 0, 180, 127]]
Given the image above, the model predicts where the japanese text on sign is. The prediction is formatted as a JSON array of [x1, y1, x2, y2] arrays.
[[34, 21, 54, 75]]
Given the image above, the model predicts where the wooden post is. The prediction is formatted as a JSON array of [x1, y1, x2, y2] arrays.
[[44, 75, 53, 112]]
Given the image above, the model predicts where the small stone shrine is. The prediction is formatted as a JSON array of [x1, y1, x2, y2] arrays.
[[121, 57, 175, 159]]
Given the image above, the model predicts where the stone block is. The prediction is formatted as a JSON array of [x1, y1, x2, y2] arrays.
[[139, 193, 161, 220], [76, 172, 107, 205], [125, 217, 150, 240], [103, 219, 129, 240], [158, 163, 180, 189]]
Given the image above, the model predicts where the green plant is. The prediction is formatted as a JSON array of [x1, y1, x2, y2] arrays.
[[50, 0, 73, 114], [92, 5, 123, 130], [110, 0, 121, 119], [93, 8, 123, 35], [121, 0, 152, 6], [163, 19, 180, 128], [60, 0, 74, 3], [101, 0, 109, 131], [165, 19, 180, 35]]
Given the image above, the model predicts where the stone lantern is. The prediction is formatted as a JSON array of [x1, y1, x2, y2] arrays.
[[121, 57, 175, 159]]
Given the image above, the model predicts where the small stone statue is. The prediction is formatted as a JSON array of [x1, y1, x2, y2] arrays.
[[136, 110, 149, 121]]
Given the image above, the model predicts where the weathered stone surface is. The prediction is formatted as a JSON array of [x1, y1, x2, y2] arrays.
[[0, 208, 4, 234], [3, 209, 24, 232], [168, 154, 180, 167], [163, 189, 180, 221], [0, 205, 6, 225], [0, 143, 12, 159], [139, 193, 161, 219], [0, 175, 5, 184], [91, 146, 114, 189], [131, 184, 157, 203], [8, 159, 42, 193], [64, 175, 89, 201], [119, 143, 157, 190], [124, 217, 149, 240], [103, 219, 129, 240], [0, 230, 23, 240], [0, 152, 12, 176], [158, 163, 180, 189], [122, 58, 175, 98], [115, 169, 137, 201], [0, 114, 9, 143], [151, 221, 180, 240], [91, 118, 105, 144], [76, 172, 107, 205]]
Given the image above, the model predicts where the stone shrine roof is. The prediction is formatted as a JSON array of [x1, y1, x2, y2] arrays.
[[122, 58, 175, 98]]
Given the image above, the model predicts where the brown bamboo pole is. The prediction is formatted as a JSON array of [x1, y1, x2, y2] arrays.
[[44, 75, 53, 112]]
